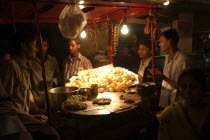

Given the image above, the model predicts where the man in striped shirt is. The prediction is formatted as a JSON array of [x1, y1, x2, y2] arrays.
[[63, 38, 92, 83]]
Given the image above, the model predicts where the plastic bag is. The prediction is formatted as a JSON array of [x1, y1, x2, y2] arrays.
[[58, 4, 87, 39]]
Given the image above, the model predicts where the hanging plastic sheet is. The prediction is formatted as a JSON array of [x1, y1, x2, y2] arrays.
[[58, 4, 87, 38]]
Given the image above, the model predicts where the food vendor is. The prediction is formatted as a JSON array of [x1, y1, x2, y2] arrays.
[[63, 38, 92, 83], [28, 36, 62, 108]]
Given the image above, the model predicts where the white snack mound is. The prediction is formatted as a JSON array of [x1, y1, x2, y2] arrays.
[[65, 65, 139, 93]]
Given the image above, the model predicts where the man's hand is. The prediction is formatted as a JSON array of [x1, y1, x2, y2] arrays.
[[149, 68, 178, 89], [149, 68, 164, 79], [33, 114, 48, 123], [47, 80, 53, 88]]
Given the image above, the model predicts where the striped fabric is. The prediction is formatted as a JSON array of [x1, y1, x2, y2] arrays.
[[63, 53, 92, 83]]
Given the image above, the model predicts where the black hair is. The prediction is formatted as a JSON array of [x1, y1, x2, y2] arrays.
[[0, 51, 10, 59], [161, 29, 179, 49], [41, 36, 49, 43], [11, 31, 36, 54], [68, 38, 80, 45], [139, 39, 152, 49], [177, 68, 207, 90]]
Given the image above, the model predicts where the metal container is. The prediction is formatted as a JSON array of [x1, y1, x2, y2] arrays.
[[48, 86, 79, 111], [91, 84, 98, 99], [136, 83, 156, 97], [78, 88, 92, 100]]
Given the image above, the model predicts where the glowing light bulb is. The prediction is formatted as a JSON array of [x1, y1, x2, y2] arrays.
[[80, 30, 87, 38], [79, 5, 84, 9], [121, 24, 129, 35], [163, 1, 170, 5], [79, 0, 85, 9]]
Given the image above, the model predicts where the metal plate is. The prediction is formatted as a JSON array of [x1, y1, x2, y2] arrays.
[[62, 92, 141, 116]]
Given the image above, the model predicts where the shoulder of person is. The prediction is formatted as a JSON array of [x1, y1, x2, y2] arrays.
[[147, 60, 152, 68], [47, 55, 57, 61], [1, 59, 17, 77], [178, 51, 187, 58], [156, 104, 178, 121], [178, 52, 190, 64], [7, 59, 17, 69], [80, 54, 91, 61], [63, 55, 71, 63], [27, 59, 36, 66]]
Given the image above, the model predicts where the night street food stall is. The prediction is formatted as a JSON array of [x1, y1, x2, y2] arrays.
[[1, 0, 210, 139], [0, 0, 161, 138]]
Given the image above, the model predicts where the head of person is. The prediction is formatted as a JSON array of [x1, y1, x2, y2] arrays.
[[138, 40, 152, 59], [68, 38, 80, 55], [178, 69, 207, 106], [41, 36, 49, 56], [159, 29, 179, 52], [12, 31, 37, 60], [0, 52, 11, 63]]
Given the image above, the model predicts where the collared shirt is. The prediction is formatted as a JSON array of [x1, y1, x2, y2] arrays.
[[63, 53, 92, 83], [1, 55, 34, 114], [0, 78, 7, 98], [28, 55, 62, 107], [159, 50, 191, 108], [138, 57, 152, 84]]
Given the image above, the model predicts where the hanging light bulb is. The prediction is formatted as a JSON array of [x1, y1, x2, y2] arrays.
[[80, 30, 87, 38], [79, 0, 85, 9], [121, 9, 129, 35], [79, 5, 84, 9], [163, 0, 170, 5], [121, 24, 129, 35]]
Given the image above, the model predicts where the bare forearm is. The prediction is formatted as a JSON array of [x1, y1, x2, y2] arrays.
[[162, 75, 178, 89]]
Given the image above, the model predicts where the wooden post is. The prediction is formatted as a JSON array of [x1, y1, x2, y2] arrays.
[[151, 18, 156, 83], [33, 0, 51, 125]]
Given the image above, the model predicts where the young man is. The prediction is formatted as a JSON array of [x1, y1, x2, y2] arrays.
[[153, 29, 190, 108], [63, 38, 92, 83], [0, 32, 59, 140], [138, 40, 153, 84], [28, 37, 62, 108]]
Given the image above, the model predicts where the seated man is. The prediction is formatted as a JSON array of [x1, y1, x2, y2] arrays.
[[0, 32, 59, 140]]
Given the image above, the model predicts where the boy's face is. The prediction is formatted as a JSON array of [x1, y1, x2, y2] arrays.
[[138, 44, 151, 59]]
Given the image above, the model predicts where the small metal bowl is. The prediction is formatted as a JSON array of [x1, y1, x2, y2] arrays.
[[125, 88, 136, 94]]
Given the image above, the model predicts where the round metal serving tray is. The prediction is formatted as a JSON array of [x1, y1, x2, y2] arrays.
[[62, 92, 141, 116]]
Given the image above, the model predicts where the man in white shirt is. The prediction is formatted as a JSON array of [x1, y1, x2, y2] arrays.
[[153, 29, 190, 108]]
